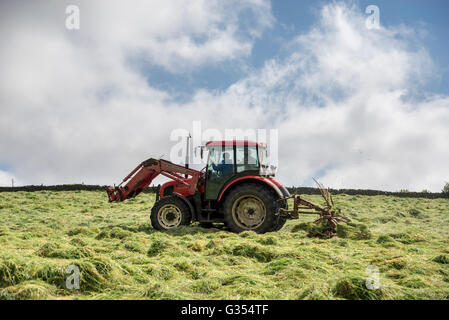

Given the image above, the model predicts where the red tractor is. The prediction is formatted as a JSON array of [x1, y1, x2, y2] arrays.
[[106, 140, 348, 234]]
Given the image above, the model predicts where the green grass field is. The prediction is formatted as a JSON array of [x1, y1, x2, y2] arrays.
[[0, 190, 448, 300]]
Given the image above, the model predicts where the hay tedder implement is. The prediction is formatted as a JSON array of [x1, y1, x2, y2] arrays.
[[106, 140, 349, 236], [279, 180, 350, 237]]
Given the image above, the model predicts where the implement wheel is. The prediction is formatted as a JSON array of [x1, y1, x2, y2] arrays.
[[150, 196, 191, 230], [223, 183, 278, 234]]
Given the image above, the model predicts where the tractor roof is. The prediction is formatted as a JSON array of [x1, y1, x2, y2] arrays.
[[205, 140, 266, 147]]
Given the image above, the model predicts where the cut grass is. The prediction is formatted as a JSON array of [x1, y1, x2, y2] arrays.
[[0, 191, 448, 299]]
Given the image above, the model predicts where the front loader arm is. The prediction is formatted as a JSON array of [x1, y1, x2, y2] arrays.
[[106, 158, 202, 202]]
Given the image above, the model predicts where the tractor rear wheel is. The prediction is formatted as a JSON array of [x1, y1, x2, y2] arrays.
[[223, 183, 278, 234], [150, 196, 191, 230], [270, 200, 288, 231]]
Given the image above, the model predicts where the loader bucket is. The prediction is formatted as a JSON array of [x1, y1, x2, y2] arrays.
[[106, 186, 122, 202]]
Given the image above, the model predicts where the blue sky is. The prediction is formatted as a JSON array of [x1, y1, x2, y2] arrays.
[[143, 0, 449, 101], [1, 0, 449, 191]]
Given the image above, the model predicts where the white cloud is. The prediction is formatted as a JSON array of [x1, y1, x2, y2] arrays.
[[0, 1, 448, 192], [225, 2, 449, 192], [81, 0, 274, 72], [0, 170, 20, 187], [0, 0, 272, 186]]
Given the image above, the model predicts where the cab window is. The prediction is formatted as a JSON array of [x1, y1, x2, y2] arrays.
[[207, 146, 234, 179], [236, 146, 259, 173]]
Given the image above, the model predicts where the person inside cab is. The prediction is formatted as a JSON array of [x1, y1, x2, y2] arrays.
[[212, 152, 233, 176]]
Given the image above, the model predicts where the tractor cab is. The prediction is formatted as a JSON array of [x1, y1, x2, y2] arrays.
[[204, 140, 268, 200]]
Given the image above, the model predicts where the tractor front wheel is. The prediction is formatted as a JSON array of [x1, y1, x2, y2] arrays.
[[150, 196, 191, 230], [223, 183, 278, 234]]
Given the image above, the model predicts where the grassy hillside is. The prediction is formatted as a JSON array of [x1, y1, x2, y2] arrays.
[[0, 190, 448, 300]]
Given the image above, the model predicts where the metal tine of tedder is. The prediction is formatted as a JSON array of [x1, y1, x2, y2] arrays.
[[278, 180, 350, 237]]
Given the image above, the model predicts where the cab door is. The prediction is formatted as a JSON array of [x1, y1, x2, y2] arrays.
[[205, 146, 235, 200]]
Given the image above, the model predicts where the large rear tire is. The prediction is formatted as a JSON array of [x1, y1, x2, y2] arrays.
[[150, 196, 191, 231], [270, 199, 287, 231], [223, 183, 278, 234]]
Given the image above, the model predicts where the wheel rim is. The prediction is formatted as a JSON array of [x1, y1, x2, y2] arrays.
[[231, 195, 266, 230], [157, 204, 182, 229]]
